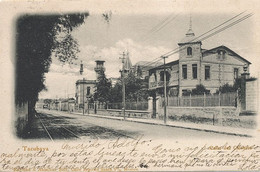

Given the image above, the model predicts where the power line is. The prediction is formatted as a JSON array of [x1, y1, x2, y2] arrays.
[[140, 13, 178, 41], [142, 13, 181, 42], [162, 11, 248, 57], [139, 12, 253, 70], [165, 13, 253, 58]]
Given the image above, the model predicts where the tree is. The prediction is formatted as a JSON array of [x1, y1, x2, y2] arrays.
[[109, 71, 149, 103], [94, 69, 112, 102], [136, 65, 143, 78], [16, 13, 88, 118], [191, 84, 210, 95], [216, 83, 236, 94], [124, 71, 148, 101], [109, 82, 122, 103]]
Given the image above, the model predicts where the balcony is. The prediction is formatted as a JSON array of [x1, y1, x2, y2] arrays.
[[149, 81, 170, 89]]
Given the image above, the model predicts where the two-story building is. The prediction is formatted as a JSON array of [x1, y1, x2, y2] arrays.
[[149, 25, 251, 97], [75, 60, 105, 108]]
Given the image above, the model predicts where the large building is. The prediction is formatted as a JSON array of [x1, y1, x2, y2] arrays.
[[148, 24, 251, 97], [75, 60, 105, 107]]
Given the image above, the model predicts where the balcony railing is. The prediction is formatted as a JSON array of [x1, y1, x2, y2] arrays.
[[149, 81, 169, 89]]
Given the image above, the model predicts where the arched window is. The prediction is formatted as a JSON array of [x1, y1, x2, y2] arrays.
[[187, 47, 192, 56]]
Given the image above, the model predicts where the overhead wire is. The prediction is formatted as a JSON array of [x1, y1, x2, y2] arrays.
[[139, 12, 253, 71]]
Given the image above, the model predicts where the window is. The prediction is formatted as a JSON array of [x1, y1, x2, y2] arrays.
[[87, 86, 90, 96], [205, 66, 210, 80], [192, 64, 197, 79], [182, 64, 187, 79], [187, 47, 192, 56], [217, 50, 226, 60], [234, 68, 239, 80]]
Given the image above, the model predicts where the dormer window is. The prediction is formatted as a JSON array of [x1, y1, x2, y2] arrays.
[[187, 47, 192, 56], [217, 50, 226, 60]]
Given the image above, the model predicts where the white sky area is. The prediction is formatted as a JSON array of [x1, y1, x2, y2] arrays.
[[39, 12, 259, 99]]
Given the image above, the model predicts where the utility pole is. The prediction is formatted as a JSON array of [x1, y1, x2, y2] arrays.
[[82, 78, 85, 115], [119, 52, 126, 120], [162, 56, 168, 124], [80, 61, 85, 115]]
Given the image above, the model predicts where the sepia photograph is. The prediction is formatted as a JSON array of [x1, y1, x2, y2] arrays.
[[0, 0, 260, 171]]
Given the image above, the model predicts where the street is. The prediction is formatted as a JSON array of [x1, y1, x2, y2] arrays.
[[27, 109, 246, 141]]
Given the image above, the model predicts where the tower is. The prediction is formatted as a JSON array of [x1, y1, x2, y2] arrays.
[[94, 60, 105, 80], [123, 51, 132, 75], [178, 15, 201, 61], [177, 15, 202, 96]]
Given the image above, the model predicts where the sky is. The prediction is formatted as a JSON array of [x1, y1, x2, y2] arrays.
[[39, 11, 258, 99]]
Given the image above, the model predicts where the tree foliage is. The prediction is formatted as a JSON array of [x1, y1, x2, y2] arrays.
[[16, 13, 88, 108], [94, 69, 112, 102], [109, 71, 149, 103], [185, 84, 210, 96], [216, 83, 236, 94], [109, 82, 122, 103], [125, 71, 149, 101]]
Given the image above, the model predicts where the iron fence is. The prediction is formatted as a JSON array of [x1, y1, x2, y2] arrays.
[[108, 101, 148, 110], [165, 92, 237, 107]]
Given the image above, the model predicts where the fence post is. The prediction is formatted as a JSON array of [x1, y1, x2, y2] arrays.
[[189, 93, 191, 107], [204, 93, 206, 107], [219, 92, 221, 106]]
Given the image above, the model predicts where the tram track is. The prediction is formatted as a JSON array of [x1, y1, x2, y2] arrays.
[[36, 111, 134, 140], [36, 113, 81, 140]]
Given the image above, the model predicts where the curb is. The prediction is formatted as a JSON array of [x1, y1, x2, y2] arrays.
[[77, 113, 252, 137], [39, 110, 252, 138]]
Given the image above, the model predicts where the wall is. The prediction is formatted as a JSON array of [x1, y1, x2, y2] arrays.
[[157, 106, 256, 129], [169, 64, 179, 86], [76, 81, 96, 104], [201, 49, 247, 92], [89, 109, 151, 119], [178, 43, 201, 95], [15, 102, 28, 136], [246, 79, 258, 112]]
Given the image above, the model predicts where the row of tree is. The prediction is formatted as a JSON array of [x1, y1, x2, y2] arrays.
[[93, 69, 149, 103]]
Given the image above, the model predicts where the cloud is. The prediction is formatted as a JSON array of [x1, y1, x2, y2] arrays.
[[40, 38, 173, 98], [77, 38, 173, 78]]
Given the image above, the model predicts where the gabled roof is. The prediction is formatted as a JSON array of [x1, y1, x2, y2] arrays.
[[149, 60, 179, 71], [202, 45, 251, 64]]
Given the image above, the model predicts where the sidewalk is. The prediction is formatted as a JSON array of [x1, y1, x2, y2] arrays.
[[71, 111, 255, 137]]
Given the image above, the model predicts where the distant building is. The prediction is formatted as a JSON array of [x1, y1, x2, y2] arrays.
[[148, 23, 251, 97], [133, 61, 163, 79], [75, 79, 96, 106], [75, 60, 105, 106]]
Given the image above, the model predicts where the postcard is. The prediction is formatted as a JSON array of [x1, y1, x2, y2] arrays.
[[0, 0, 259, 171]]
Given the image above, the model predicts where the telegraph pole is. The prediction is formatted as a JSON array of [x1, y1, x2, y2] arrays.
[[80, 61, 85, 115], [83, 78, 85, 115], [162, 56, 168, 124], [120, 52, 126, 120]]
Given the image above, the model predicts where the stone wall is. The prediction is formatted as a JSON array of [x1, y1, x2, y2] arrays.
[[157, 106, 256, 128], [90, 109, 151, 119]]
